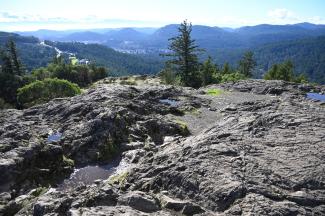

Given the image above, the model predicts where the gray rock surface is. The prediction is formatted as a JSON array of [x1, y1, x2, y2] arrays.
[[0, 78, 324, 215]]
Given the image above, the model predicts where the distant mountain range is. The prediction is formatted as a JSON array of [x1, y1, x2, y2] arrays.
[[17, 22, 325, 47], [3, 22, 325, 83]]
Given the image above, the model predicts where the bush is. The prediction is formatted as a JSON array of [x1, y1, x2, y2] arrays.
[[90, 66, 108, 82], [264, 61, 294, 81], [264, 61, 309, 83], [221, 72, 246, 83], [159, 68, 176, 85], [17, 78, 81, 108], [31, 63, 108, 87]]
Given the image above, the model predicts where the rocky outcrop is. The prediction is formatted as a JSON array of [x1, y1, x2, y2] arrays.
[[0, 78, 324, 215]]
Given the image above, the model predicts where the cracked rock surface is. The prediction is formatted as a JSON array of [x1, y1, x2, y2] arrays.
[[0, 78, 324, 215]]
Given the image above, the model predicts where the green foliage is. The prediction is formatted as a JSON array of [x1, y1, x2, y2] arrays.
[[31, 67, 52, 80], [164, 20, 203, 88], [294, 74, 308, 84], [31, 62, 108, 87], [159, 63, 179, 85], [238, 51, 256, 77], [7, 39, 23, 76], [17, 78, 81, 108], [221, 72, 247, 83], [254, 36, 325, 84], [0, 40, 26, 105], [206, 88, 224, 96], [221, 62, 236, 75], [0, 32, 52, 71], [201, 56, 219, 86], [264, 60, 295, 81]]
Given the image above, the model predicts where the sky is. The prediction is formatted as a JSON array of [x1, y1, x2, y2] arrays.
[[0, 0, 325, 31]]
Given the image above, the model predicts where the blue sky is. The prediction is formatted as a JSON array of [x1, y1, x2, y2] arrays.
[[1, 0, 325, 31]]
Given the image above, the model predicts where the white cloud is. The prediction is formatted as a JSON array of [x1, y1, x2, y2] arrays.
[[267, 8, 325, 25], [267, 8, 302, 24], [308, 16, 325, 24], [268, 8, 295, 20], [0, 11, 70, 23]]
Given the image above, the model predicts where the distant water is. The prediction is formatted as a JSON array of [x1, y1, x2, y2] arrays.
[[159, 99, 179, 107], [47, 132, 62, 142], [306, 93, 325, 102]]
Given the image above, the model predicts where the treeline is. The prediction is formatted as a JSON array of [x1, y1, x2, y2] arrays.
[[160, 20, 309, 88], [0, 40, 108, 109], [254, 36, 325, 84]]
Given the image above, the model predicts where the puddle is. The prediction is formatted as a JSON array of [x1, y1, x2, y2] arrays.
[[159, 99, 179, 107], [57, 158, 128, 191], [306, 93, 325, 102], [47, 132, 62, 142]]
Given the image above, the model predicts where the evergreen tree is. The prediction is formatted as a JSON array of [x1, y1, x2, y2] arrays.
[[159, 63, 177, 85], [264, 60, 294, 81], [164, 20, 203, 88], [278, 60, 294, 81], [222, 62, 232, 75], [238, 51, 256, 77], [201, 56, 218, 86], [0, 42, 24, 105]]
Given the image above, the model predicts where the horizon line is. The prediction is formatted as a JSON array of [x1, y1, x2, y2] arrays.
[[4, 21, 324, 33]]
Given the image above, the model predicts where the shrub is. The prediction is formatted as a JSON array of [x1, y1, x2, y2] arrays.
[[31, 63, 108, 87], [264, 61, 309, 83], [221, 72, 246, 83], [159, 68, 177, 85], [17, 78, 81, 108], [90, 66, 108, 82], [264, 61, 294, 81]]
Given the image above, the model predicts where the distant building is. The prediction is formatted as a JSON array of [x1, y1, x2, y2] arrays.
[[78, 59, 90, 65], [69, 57, 91, 65]]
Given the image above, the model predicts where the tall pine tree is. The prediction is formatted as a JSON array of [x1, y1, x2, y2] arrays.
[[7, 39, 22, 76], [164, 20, 203, 88], [201, 56, 218, 86], [238, 51, 256, 77], [0, 40, 24, 105]]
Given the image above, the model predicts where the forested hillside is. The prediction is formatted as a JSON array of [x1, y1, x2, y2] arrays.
[[0, 32, 56, 70], [0, 32, 162, 76], [44, 41, 162, 76], [254, 36, 325, 83]]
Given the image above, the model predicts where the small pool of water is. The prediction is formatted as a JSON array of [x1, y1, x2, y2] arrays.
[[306, 93, 325, 102], [47, 132, 62, 142], [57, 158, 127, 191], [159, 99, 179, 107]]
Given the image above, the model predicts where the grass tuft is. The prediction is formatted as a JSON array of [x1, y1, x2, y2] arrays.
[[206, 88, 224, 96]]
